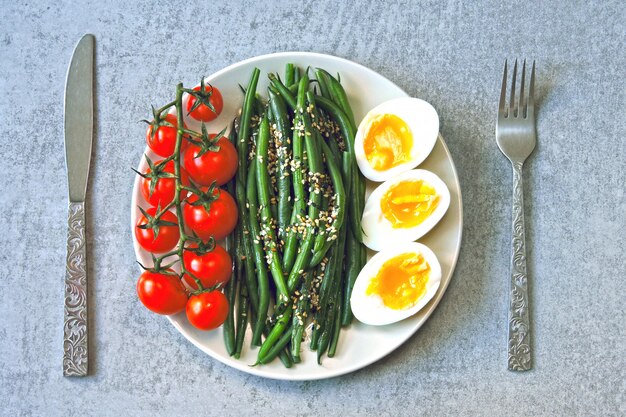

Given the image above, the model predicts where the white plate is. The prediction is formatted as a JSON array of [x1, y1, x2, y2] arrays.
[[131, 52, 463, 381]]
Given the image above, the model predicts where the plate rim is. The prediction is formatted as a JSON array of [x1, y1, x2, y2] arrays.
[[130, 51, 463, 381]]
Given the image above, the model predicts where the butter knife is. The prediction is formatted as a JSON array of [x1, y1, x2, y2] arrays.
[[63, 34, 95, 377]]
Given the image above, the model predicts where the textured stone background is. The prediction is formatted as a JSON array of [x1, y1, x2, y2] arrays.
[[1, 0, 624, 416]]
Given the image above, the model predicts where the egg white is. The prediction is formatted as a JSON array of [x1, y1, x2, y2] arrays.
[[361, 169, 450, 252], [350, 242, 442, 326], [354, 97, 439, 182]]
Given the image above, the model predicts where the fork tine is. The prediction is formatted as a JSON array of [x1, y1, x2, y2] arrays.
[[519, 60, 526, 118], [499, 60, 508, 115], [528, 60, 536, 114], [510, 59, 518, 116]]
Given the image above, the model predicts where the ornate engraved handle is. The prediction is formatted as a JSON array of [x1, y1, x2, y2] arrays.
[[63, 201, 88, 376], [507, 161, 531, 371]]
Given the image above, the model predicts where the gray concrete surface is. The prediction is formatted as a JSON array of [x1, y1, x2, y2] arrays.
[[1, 0, 624, 416]]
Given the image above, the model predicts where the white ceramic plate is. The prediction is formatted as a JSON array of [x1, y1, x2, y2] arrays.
[[131, 52, 462, 381]]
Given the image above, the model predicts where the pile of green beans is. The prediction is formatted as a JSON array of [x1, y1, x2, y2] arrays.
[[223, 64, 367, 367]]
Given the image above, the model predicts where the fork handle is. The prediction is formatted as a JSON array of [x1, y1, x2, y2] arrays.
[[507, 161, 531, 371], [63, 201, 89, 376]]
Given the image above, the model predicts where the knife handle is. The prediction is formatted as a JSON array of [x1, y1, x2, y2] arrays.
[[63, 201, 88, 376]]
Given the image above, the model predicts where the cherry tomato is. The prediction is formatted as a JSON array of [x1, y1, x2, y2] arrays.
[[186, 291, 229, 330], [183, 134, 238, 186], [140, 159, 190, 207], [136, 270, 188, 315], [183, 187, 238, 241], [182, 243, 232, 290], [146, 114, 187, 158], [186, 84, 223, 122], [135, 207, 180, 253]]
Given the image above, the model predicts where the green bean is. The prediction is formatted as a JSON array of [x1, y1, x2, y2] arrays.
[[268, 73, 297, 109], [272, 80, 355, 171], [253, 94, 265, 117], [317, 244, 347, 363], [268, 177, 278, 222], [328, 281, 344, 357], [340, 151, 354, 202], [230, 66, 364, 366], [281, 76, 308, 272], [310, 240, 339, 351], [316, 68, 356, 131], [274, 77, 313, 104], [314, 95, 363, 242], [313, 96, 354, 154], [294, 66, 301, 84], [338, 145, 359, 326], [233, 212, 257, 318], [313, 99, 352, 185], [255, 309, 293, 368], [286, 229, 317, 292], [311, 97, 357, 352], [314, 144, 351, 266], [257, 301, 293, 362], [309, 94, 334, 260], [291, 268, 313, 362], [242, 236, 259, 312], [281, 208, 299, 275], [309, 139, 347, 267], [234, 277, 249, 359], [317, 223, 348, 363], [256, 115, 288, 297], [238, 68, 260, 176], [358, 178, 368, 270], [235, 70, 261, 314], [286, 83, 323, 293], [316, 168, 351, 361], [222, 124, 239, 356], [222, 227, 238, 356], [327, 131, 342, 160], [278, 349, 294, 368], [263, 302, 294, 367], [268, 88, 293, 243], [246, 160, 270, 346], [355, 167, 366, 242], [285, 63, 295, 87], [318, 322, 332, 361], [341, 78, 364, 246], [258, 326, 294, 365], [310, 193, 329, 260], [341, 228, 360, 326], [314, 68, 332, 100]]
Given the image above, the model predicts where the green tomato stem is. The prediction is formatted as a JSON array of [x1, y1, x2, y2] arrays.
[[173, 83, 204, 291]]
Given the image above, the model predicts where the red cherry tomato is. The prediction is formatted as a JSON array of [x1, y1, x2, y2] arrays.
[[135, 207, 180, 253], [146, 114, 187, 158], [183, 134, 238, 186], [183, 187, 238, 241], [186, 84, 223, 122], [136, 270, 188, 315], [182, 243, 232, 290], [186, 291, 229, 330], [140, 159, 190, 207]]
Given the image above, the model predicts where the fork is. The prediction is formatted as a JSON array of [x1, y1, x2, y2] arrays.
[[496, 59, 536, 371]]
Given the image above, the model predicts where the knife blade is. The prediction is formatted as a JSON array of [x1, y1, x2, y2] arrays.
[[63, 34, 94, 377]]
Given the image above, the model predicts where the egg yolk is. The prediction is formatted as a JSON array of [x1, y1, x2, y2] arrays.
[[362, 114, 413, 171], [366, 252, 430, 310], [380, 179, 439, 229]]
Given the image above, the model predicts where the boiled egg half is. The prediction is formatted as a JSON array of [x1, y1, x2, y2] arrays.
[[354, 97, 439, 182], [351, 242, 442, 325], [362, 169, 450, 252]]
